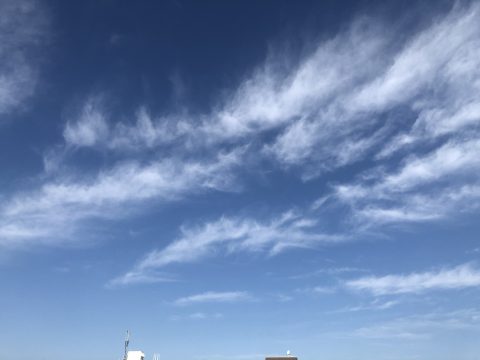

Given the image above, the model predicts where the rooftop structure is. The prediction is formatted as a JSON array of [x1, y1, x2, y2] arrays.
[[127, 350, 145, 360], [122, 331, 146, 360]]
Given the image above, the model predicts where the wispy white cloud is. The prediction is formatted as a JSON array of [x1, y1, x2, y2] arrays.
[[0, 0, 47, 116], [376, 3, 480, 158], [53, 1, 477, 186], [107, 270, 176, 288], [170, 312, 223, 321], [334, 299, 400, 313], [289, 267, 367, 280], [317, 4, 480, 229], [63, 98, 109, 147], [0, 149, 243, 247], [61, 17, 390, 173], [351, 308, 480, 340], [63, 98, 192, 151], [379, 140, 480, 191], [4, 2, 480, 269], [346, 263, 480, 295], [334, 139, 480, 227], [174, 291, 252, 306], [113, 210, 342, 285], [57, 2, 480, 240], [470, 247, 480, 254], [295, 285, 337, 295]]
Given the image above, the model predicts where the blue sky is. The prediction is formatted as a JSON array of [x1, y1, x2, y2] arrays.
[[1, 0, 480, 359]]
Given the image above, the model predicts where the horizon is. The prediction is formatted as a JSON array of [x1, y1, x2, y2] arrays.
[[1, 1, 480, 360]]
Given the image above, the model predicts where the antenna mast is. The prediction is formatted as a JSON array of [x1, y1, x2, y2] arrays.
[[123, 330, 130, 360]]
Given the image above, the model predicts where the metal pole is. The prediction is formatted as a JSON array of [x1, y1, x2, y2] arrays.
[[124, 330, 130, 360]]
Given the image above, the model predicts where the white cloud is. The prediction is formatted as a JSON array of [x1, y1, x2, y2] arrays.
[[381, 140, 480, 191], [5, 1, 480, 269], [351, 308, 480, 340], [57, 1, 480, 204], [257, 2, 480, 176], [377, 4, 480, 158], [334, 139, 480, 227], [346, 263, 480, 295], [174, 291, 252, 306], [210, 18, 387, 143], [112, 209, 342, 285], [350, 3, 480, 113], [350, 184, 480, 227], [59, 2, 480, 186], [64, 100, 192, 150], [334, 299, 400, 313], [306, 286, 337, 295], [140, 210, 338, 267], [107, 270, 176, 288], [63, 98, 109, 147], [0, 0, 47, 116], [62, 17, 390, 174], [0, 149, 243, 247], [170, 312, 223, 321], [289, 267, 367, 280]]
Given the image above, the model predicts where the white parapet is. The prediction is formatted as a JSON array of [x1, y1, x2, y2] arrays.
[[127, 350, 145, 360]]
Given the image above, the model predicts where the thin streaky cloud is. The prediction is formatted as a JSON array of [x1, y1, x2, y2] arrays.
[[0, 0, 48, 117], [2, 2, 480, 359], [289, 267, 368, 280], [332, 300, 400, 313], [106, 270, 177, 288], [113, 210, 343, 285], [346, 263, 480, 295], [174, 291, 253, 306], [2, 2, 479, 265], [350, 308, 480, 340], [62, 3, 480, 178], [0, 148, 243, 248]]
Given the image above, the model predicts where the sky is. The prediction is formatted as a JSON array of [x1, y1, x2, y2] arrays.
[[0, 0, 480, 359]]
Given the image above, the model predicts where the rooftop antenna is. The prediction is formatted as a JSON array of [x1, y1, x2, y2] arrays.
[[153, 354, 160, 360], [286, 350, 291, 356], [123, 330, 130, 360]]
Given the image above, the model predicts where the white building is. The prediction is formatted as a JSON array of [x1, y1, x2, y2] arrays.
[[126, 350, 145, 360]]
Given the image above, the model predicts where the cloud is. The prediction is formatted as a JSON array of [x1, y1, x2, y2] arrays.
[[297, 285, 337, 295], [60, 2, 480, 182], [334, 139, 480, 227], [289, 267, 367, 280], [351, 308, 480, 340], [334, 299, 400, 313], [174, 291, 252, 306], [170, 312, 223, 321], [379, 139, 480, 191], [351, 3, 480, 113], [63, 99, 191, 151], [346, 263, 480, 295], [240, 1, 480, 177], [5, 1, 480, 265], [112, 209, 342, 285], [107, 270, 176, 288], [60, 16, 390, 172], [63, 98, 109, 147], [0, 0, 47, 116], [353, 185, 480, 226], [141, 210, 338, 267], [0, 148, 243, 247]]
